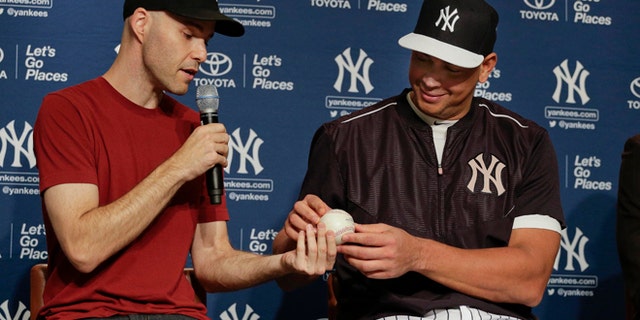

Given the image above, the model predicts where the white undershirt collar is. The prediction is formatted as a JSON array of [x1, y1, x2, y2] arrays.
[[406, 92, 457, 166]]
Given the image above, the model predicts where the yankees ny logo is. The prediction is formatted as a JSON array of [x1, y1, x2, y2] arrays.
[[227, 128, 264, 175], [555, 227, 590, 272], [333, 47, 374, 94], [467, 153, 506, 196], [552, 59, 590, 105], [435, 6, 460, 32], [0, 120, 36, 169], [219, 303, 260, 320], [0, 300, 30, 320]]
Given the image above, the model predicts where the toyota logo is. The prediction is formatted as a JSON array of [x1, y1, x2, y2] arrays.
[[199, 52, 233, 77], [524, 0, 555, 10], [631, 77, 640, 99]]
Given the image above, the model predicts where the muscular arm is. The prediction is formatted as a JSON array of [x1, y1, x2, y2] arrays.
[[191, 219, 335, 292], [339, 225, 560, 307], [43, 123, 229, 273], [418, 228, 559, 306]]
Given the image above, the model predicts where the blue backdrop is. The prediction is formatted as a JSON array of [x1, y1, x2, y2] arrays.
[[1, 1, 639, 319]]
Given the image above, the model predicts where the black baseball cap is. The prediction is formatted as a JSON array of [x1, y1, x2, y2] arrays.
[[123, 0, 245, 37], [398, 0, 498, 68]]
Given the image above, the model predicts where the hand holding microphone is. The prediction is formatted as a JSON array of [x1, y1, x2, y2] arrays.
[[196, 85, 224, 204]]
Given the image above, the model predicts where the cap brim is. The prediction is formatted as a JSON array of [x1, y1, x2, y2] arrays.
[[173, 9, 244, 37], [213, 18, 244, 37], [398, 32, 483, 68]]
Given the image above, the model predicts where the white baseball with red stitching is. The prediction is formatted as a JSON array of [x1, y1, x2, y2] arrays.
[[320, 209, 355, 245]]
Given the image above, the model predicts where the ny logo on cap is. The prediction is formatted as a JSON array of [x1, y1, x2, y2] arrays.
[[435, 6, 460, 32]]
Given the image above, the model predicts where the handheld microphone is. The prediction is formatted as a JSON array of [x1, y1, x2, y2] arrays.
[[196, 85, 224, 205]]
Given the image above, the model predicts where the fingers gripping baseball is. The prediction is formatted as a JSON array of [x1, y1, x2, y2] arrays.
[[287, 224, 336, 276], [284, 195, 331, 241]]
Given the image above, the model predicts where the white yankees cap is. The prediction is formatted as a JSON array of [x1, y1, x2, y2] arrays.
[[398, 0, 499, 68]]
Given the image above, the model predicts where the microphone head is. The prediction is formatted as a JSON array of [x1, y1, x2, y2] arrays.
[[196, 85, 219, 114]]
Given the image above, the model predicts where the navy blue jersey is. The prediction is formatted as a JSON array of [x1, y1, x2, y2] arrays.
[[299, 89, 565, 320]]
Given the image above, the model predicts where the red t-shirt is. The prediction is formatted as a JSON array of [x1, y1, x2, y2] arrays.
[[34, 77, 228, 320]]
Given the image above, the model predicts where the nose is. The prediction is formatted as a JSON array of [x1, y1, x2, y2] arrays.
[[193, 41, 208, 63], [412, 54, 445, 89], [421, 72, 441, 89]]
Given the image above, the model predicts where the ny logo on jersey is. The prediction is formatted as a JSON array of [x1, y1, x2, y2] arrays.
[[435, 6, 460, 32], [467, 153, 506, 196]]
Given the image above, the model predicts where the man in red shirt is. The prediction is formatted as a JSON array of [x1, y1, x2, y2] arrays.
[[34, 1, 336, 319]]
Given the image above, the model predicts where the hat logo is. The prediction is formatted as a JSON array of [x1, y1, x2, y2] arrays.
[[435, 6, 460, 32]]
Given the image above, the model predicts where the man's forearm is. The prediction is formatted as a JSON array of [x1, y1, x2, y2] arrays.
[[48, 158, 188, 273]]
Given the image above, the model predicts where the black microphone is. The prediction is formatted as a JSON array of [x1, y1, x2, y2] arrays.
[[196, 85, 224, 204]]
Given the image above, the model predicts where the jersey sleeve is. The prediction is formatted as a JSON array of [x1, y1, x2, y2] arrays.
[[514, 129, 565, 229], [34, 93, 98, 192], [298, 124, 346, 209]]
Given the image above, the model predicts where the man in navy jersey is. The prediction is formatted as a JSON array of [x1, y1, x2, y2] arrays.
[[273, 0, 565, 319], [617, 134, 640, 319]]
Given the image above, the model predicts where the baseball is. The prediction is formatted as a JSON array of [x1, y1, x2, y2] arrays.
[[319, 209, 355, 245]]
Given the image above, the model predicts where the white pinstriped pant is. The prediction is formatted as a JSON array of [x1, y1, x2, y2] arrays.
[[376, 306, 523, 320]]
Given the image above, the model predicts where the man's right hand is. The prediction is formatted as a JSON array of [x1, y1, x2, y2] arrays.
[[170, 123, 229, 182]]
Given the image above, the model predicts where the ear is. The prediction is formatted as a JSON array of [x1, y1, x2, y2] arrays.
[[128, 7, 150, 43], [478, 53, 497, 83]]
